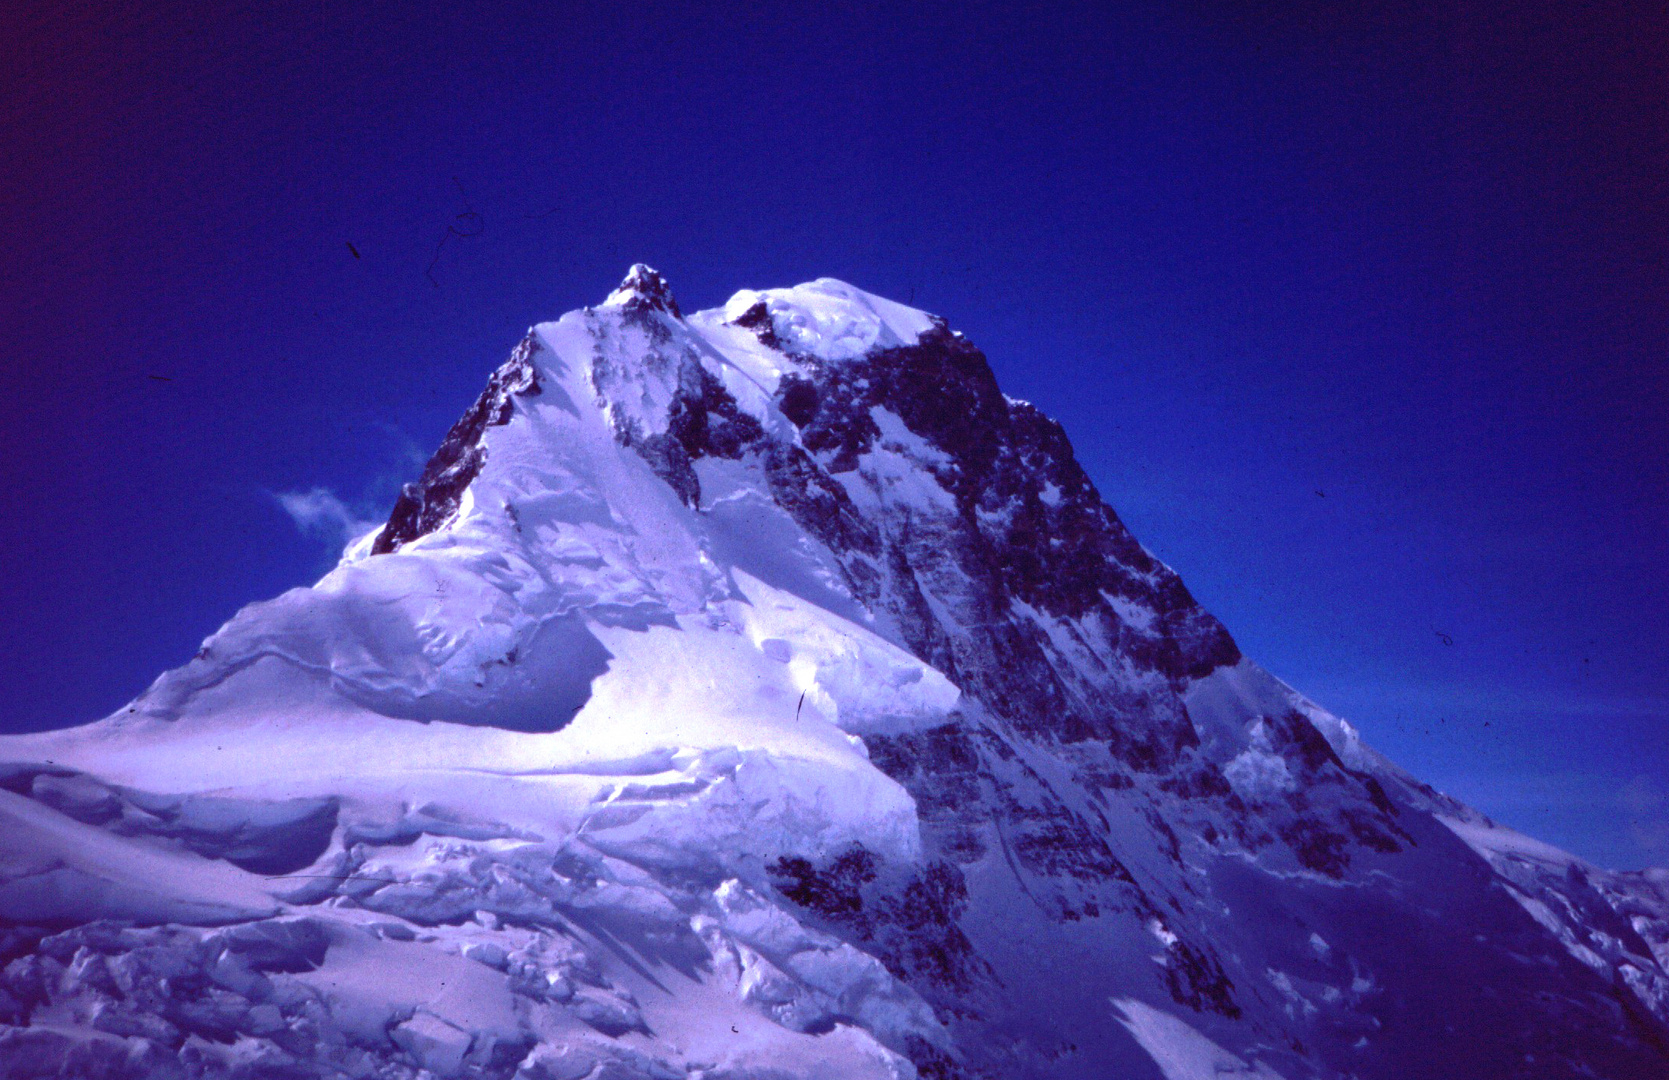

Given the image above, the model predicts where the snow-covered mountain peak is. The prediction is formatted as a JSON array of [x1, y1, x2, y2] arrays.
[[2, 272, 1667, 1080], [709, 278, 938, 362], [601, 262, 682, 319]]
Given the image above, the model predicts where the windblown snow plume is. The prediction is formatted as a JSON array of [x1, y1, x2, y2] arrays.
[[3, 267, 1666, 1079]]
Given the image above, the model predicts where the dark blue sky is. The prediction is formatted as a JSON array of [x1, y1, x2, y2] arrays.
[[4, 1, 1665, 867]]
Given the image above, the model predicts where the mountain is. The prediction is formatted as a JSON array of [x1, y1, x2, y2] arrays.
[[2, 267, 1666, 1080]]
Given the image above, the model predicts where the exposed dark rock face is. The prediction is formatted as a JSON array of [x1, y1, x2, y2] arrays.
[[372, 333, 542, 554], [782, 327, 1232, 762], [626, 356, 768, 507], [665, 361, 765, 463], [1162, 938, 1240, 1018], [865, 724, 990, 864], [733, 299, 789, 352], [778, 323, 1238, 682], [768, 848, 989, 1003], [598, 285, 1240, 764], [629, 431, 701, 506], [630, 308, 1239, 766]]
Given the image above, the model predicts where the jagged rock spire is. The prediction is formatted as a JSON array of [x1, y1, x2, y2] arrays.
[[602, 263, 681, 318]]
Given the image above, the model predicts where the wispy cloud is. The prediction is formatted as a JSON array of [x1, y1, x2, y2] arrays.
[[274, 487, 380, 551], [269, 425, 427, 556]]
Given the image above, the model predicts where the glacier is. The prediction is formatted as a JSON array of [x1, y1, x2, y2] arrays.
[[1, 265, 1666, 1079]]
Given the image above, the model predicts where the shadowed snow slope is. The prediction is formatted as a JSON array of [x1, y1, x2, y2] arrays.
[[2, 266, 1666, 1079]]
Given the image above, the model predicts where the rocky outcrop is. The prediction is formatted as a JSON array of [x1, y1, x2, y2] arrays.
[[373, 333, 543, 555]]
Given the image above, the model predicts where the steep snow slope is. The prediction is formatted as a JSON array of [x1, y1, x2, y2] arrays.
[[2, 267, 1666, 1079]]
